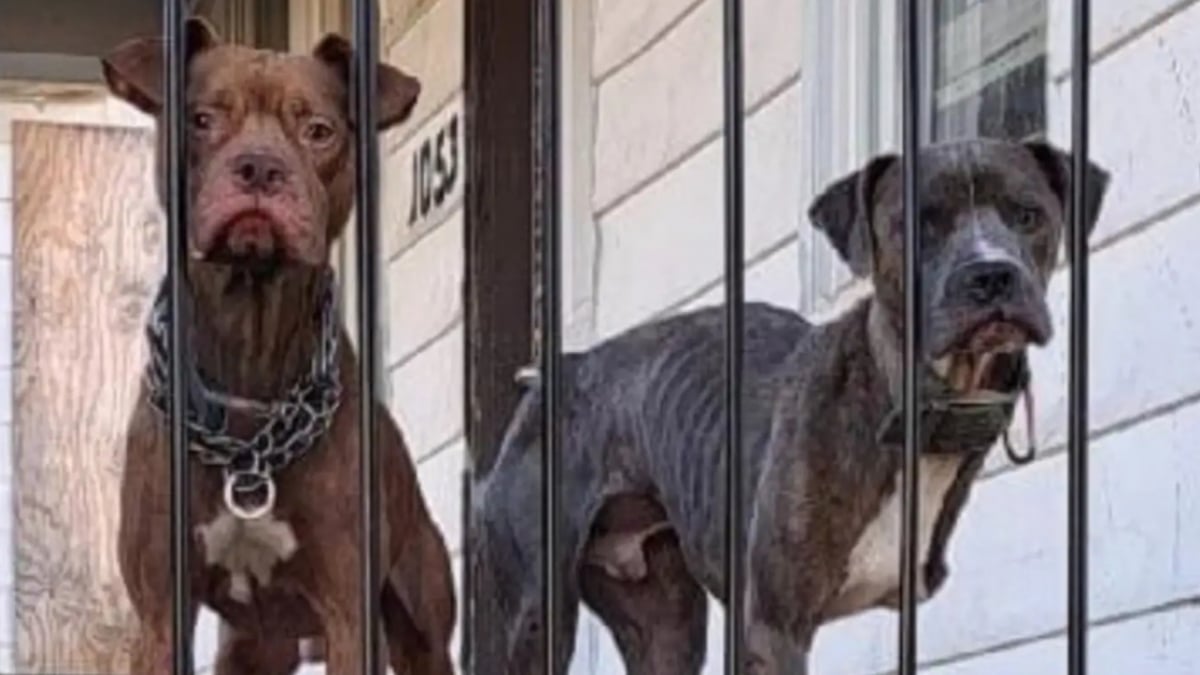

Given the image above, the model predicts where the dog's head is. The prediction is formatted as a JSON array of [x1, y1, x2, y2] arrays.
[[810, 139, 1110, 390], [101, 18, 420, 271]]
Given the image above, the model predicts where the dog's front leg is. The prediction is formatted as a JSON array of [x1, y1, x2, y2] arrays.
[[743, 524, 816, 675], [741, 418, 850, 674], [127, 605, 200, 675], [214, 619, 301, 675], [743, 614, 810, 675], [317, 610, 390, 675]]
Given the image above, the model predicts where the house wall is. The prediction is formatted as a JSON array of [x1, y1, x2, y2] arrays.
[[377, 0, 467, 669]]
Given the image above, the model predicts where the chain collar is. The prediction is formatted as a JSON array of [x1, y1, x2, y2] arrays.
[[143, 271, 342, 519]]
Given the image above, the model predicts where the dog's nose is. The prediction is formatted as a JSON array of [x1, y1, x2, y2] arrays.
[[952, 260, 1019, 305], [231, 152, 288, 194]]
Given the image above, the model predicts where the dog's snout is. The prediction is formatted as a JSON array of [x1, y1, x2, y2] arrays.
[[952, 260, 1019, 305], [231, 152, 288, 194]]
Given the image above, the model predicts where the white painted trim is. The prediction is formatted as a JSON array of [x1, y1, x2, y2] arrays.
[[564, 0, 598, 349], [801, 0, 894, 315]]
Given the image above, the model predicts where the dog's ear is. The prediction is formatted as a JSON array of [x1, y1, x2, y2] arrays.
[[101, 17, 220, 114], [313, 34, 422, 130], [1023, 140, 1111, 252], [807, 154, 896, 278]]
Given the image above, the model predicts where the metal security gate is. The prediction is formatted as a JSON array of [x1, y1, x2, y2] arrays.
[[522, 0, 1096, 674], [154, 0, 1094, 673]]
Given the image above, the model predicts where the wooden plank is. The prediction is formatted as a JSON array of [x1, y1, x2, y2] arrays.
[[13, 121, 160, 674]]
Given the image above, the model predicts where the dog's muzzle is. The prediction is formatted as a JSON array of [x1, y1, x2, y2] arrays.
[[202, 211, 288, 269], [929, 256, 1051, 360]]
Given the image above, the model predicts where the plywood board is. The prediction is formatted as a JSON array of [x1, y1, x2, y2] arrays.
[[13, 121, 161, 674]]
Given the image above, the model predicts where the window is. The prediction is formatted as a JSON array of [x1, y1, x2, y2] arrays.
[[927, 0, 1048, 142]]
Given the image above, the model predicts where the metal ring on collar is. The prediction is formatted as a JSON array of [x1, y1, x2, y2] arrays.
[[224, 473, 276, 520]]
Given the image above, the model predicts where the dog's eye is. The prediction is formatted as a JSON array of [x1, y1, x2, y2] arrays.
[[191, 111, 214, 132], [1013, 206, 1040, 232], [303, 120, 336, 145]]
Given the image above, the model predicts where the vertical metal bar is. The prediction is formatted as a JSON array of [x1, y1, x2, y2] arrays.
[[535, 0, 563, 670], [352, 0, 383, 672], [1068, 1, 1091, 673], [164, 1, 192, 672], [461, 469, 473, 672], [898, 0, 922, 673], [721, 0, 745, 671]]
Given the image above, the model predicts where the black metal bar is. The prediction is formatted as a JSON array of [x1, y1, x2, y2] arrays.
[[352, 0, 383, 672], [898, 0, 922, 673], [164, 1, 192, 672], [1068, 1, 1091, 672], [535, 0, 563, 671], [461, 468, 473, 672], [721, 0, 745, 670]]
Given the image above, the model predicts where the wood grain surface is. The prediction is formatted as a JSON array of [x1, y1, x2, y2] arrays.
[[13, 121, 162, 674]]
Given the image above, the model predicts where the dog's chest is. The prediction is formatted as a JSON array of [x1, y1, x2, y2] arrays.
[[197, 511, 299, 603], [832, 456, 961, 615]]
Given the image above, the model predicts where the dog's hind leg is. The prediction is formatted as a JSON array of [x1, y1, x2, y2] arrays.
[[212, 620, 300, 675], [580, 504, 707, 675]]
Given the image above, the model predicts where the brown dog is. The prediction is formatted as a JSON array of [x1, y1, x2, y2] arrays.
[[102, 18, 455, 675]]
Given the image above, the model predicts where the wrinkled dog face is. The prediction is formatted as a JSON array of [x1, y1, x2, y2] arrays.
[[810, 139, 1110, 389], [101, 19, 420, 270]]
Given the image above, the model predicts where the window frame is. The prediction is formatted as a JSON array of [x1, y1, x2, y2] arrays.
[[800, 0, 898, 316]]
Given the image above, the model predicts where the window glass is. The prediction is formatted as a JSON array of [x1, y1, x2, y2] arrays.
[[930, 0, 1047, 141]]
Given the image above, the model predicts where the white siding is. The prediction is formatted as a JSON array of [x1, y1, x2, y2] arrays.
[[378, 1, 467, 672]]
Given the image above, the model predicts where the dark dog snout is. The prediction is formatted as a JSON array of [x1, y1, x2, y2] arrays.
[[951, 260, 1019, 306], [231, 152, 288, 195]]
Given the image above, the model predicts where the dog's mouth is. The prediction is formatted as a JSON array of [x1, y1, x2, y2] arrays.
[[930, 315, 1044, 393], [201, 210, 286, 277]]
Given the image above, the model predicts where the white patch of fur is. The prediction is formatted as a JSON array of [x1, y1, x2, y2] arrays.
[[830, 456, 961, 616], [196, 511, 299, 603]]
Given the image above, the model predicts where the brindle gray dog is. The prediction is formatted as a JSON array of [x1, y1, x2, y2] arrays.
[[473, 138, 1109, 674], [103, 18, 455, 675]]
